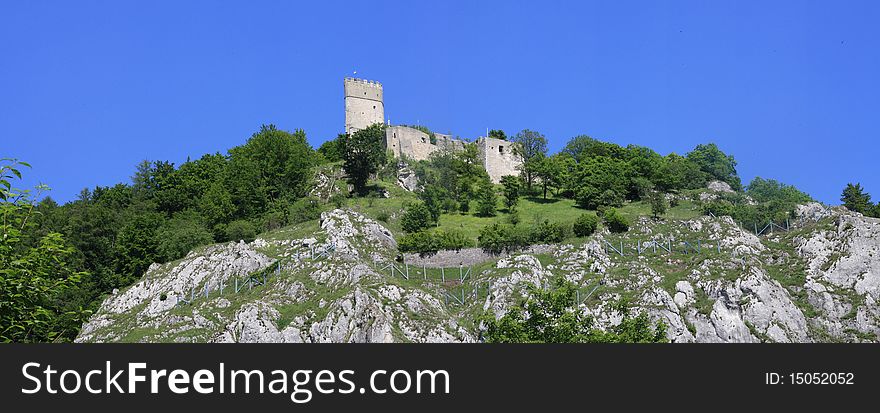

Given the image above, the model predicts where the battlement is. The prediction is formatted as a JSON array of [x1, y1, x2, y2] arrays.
[[344, 77, 385, 134], [344, 77, 383, 87]]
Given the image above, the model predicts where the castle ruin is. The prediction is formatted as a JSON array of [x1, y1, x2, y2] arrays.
[[343, 77, 521, 183]]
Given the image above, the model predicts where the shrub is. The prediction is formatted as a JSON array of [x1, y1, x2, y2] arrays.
[[603, 208, 629, 233], [401, 202, 434, 233], [573, 213, 599, 237], [376, 211, 390, 223], [398, 230, 474, 255], [288, 197, 322, 224], [478, 223, 508, 254], [329, 193, 346, 209], [225, 219, 257, 242], [437, 229, 474, 251], [398, 232, 441, 255], [530, 220, 566, 243]]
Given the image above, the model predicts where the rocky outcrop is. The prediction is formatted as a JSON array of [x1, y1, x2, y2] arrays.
[[78, 203, 879, 343]]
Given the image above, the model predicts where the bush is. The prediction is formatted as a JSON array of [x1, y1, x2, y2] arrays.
[[478, 223, 508, 254], [288, 197, 322, 224], [437, 229, 474, 251], [329, 193, 346, 209], [225, 220, 257, 242], [603, 208, 629, 233], [530, 220, 566, 243], [477, 221, 560, 253], [376, 211, 390, 222], [398, 231, 441, 255], [398, 229, 474, 256], [573, 213, 599, 237], [401, 202, 433, 233]]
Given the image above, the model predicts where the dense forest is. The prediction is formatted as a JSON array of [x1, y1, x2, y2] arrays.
[[3, 123, 879, 342]]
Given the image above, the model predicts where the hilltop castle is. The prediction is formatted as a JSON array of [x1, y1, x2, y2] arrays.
[[343, 77, 521, 183]]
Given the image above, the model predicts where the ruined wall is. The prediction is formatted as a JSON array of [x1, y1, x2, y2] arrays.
[[385, 126, 466, 161], [344, 78, 384, 134], [477, 137, 522, 183]]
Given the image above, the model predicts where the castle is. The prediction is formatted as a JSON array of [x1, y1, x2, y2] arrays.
[[344, 77, 521, 183]]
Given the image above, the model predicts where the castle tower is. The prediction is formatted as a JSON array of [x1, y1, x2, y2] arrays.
[[344, 77, 384, 134]]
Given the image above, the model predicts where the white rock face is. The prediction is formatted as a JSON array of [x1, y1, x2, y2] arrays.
[[707, 180, 735, 193], [792, 206, 880, 340], [77, 203, 879, 344], [77, 210, 469, 343]]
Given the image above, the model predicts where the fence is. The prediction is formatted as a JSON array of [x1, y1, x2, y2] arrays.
[[174, 241, 337, 307], [602, 238, 721, 257]]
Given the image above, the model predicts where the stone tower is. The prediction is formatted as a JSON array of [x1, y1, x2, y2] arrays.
[[344, 77, 384, 134]]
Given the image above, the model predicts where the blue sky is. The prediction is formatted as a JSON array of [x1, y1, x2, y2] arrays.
[[2, 1, 878, 204]]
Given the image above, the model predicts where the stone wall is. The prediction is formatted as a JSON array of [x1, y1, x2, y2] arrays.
[[385, 126, 466, 161], [344, 78, 384, 134], [477, 137, 522, 183]]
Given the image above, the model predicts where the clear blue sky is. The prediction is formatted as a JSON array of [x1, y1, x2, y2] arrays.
[[2, 1, 878, 204]]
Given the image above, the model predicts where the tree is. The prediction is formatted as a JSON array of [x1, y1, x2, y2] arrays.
[[511, 129, 548, 190], [562, 135, 626, 163], [841, 183, 872, 214], [155, 212, 214, 262], [488, 129, 507, 141], [649, 191, 668, 219], [499, 175, 521, 210], [475, 180, 498, 217], [401, 202, 433, 233], [534, 154, 565, 199], [1, 159, 88, 342], [656, 153, 706, 192], [419, 184, 447, 223], [481, 278, 667, 343], [686, 143, 741, 190], [342, 123, 387, 194], [572, 156, 630, 209], [228, 124, 315, 204], [317, 134, 346, 163]]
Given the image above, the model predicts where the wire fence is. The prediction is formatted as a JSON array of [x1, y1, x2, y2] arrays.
[[174, 241, 337, 307]]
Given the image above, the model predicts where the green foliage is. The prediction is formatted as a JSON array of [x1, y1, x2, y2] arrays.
[[649, 191, 668, 219], [477, 220, 566, 253], [419, 184, 447, 222], [155, 212, 214, 262], [603, 208, 630, 233], [530, 220, 567, 244], [500, 175, 521, 210], [317, 134, 345, 163], [114, 210, 162, 284], [572, 213, 599, 237], [398, 229, 474, 256], [482, 278, 667, 343], [226, 124, 316, 216], [747, 177, 813, 204], [488, 129, 507, 140], [401, 202, 434, 233], [475, 181, 498, 217], [342, 123, 388, 194], [511, 129, 547, 189], [841, 183, 872, 214], [225, 220, 257, 242], [572, 156, 629, 209], [686, 143, 741, 190], [288, 197, 322, 224], [1, 159, 88, 342]]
